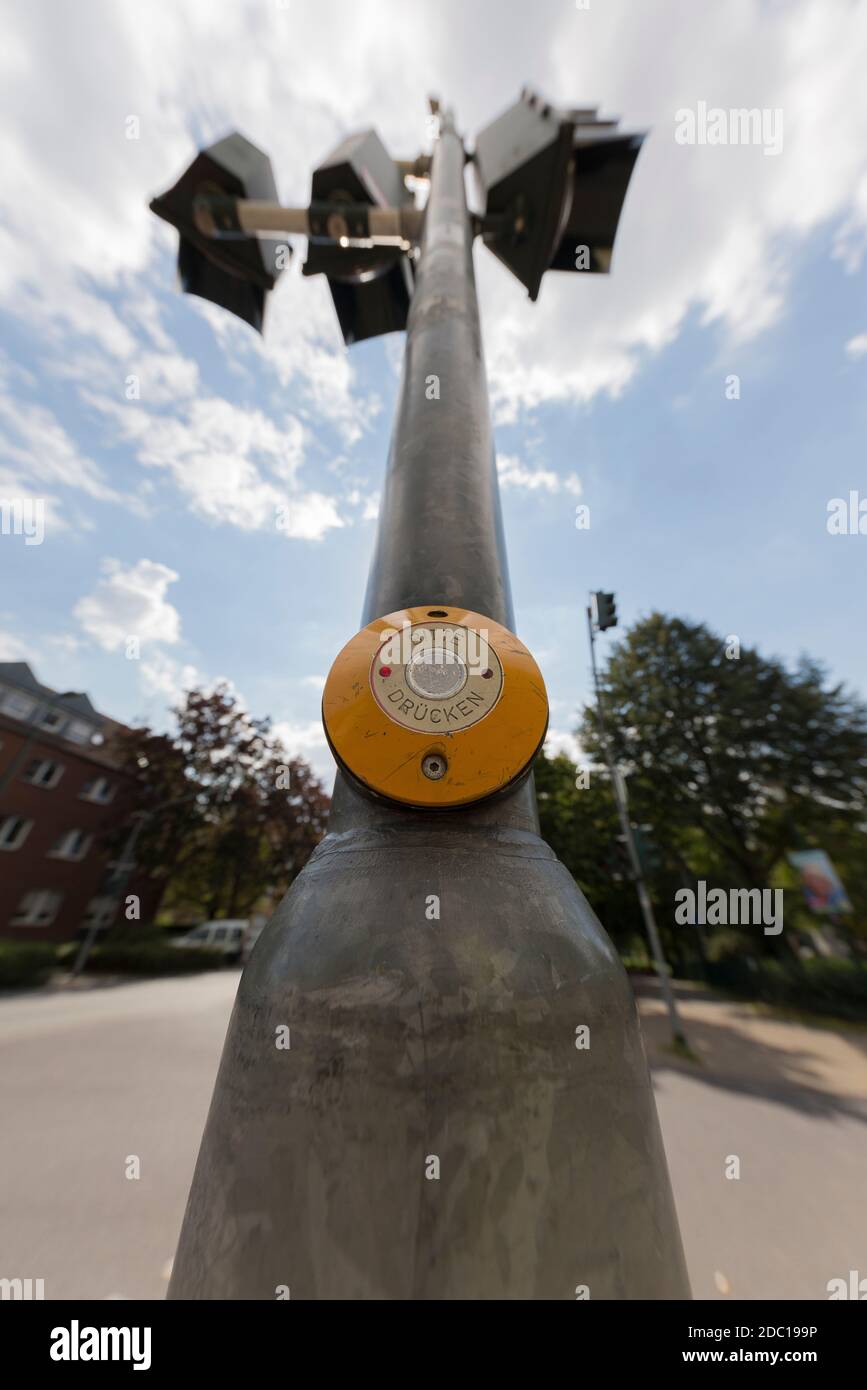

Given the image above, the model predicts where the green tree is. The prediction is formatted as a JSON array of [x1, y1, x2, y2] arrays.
[[534, 751, 643, 955], [534, 750, 706, 971], [112, 685, 330, 922], [579, 614, 867, 899]]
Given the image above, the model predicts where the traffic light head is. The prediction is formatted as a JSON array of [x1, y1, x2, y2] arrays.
[[303, 129, 415, 346], [149, 132, 288, 333], [473, 89, 643, 300], [592, 591, 618, 631]]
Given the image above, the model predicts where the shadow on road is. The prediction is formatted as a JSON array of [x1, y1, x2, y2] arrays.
[[633, 976, 867, 1126]]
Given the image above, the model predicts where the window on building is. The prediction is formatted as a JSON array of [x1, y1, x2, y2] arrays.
[[79, 777, 114, 804], [82, 897, 118, 929], [37, 708, 65, 733], [0, 816, 33, 851], [23, 759, 64, 789], [1, 688, 37, 722], [48, 829, 92, 862], [11, 890, 63, 926], [65, 720, 95, 746]]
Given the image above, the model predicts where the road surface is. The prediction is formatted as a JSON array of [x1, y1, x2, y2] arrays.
[[0, 971, 864, 1300]]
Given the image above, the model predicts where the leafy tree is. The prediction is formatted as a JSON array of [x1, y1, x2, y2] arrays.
[[579, 614, 867, 897], [111, 685, 330, 923], [534, 751, 644, 955], [534, 750, 705, 971]]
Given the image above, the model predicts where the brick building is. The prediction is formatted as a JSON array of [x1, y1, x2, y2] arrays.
[[0, 662, 159, 943]]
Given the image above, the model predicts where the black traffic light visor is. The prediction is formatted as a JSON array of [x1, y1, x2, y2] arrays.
[[474, 91, 645, 300], [149, 133, 288, 332]]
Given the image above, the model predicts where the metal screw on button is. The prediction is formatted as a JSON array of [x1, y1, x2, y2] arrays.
[[422, 752, 447, 780]]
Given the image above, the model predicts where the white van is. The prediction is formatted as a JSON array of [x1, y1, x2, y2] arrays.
[[172, 919, 248, 963]]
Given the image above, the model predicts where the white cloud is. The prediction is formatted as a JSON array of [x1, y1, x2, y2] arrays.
[[845, 333, 867, 359], [544, 729, 584, 765], [121, 293, 176, 355], [53, 345, 199, 410], [81, 389, 344, 539], [185, 278, 374, 445], [73, 558, 182, 652], [279, 491, 344, 541], [497, 454, 583, 496], [129, 352, 200, 405], [0, 622, 86, 668], [0, 358, 123, 505], [271, 715, 336, 784], [0, 629, 35, 661], [139, 649, 204, 703], [497, 454, 560, 493]]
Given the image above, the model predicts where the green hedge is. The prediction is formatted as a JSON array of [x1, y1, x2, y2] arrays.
[[0, 936, 228, 990], [705, 955, 867, 1022], [0, 943, 57, 989], [79, 940, 226, 976]]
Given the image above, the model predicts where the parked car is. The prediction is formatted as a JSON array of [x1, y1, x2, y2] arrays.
[[172, 919, 248, 964]]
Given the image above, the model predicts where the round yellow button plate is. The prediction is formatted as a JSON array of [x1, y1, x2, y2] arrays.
[[322, 605, 549, 808]]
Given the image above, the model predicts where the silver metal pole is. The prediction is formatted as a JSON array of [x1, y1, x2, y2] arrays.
[[167, 107, 690, 1301], [586, 604, 688, 1047]]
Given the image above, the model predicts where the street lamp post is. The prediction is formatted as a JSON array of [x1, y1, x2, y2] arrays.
[[70, 810, 148, 977], [71, 787, 201, 977], [586, 600, 688, 1048], [157, 96, 689, 1300]]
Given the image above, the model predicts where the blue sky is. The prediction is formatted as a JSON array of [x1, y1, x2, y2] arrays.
[[0, 0, 865, 784]]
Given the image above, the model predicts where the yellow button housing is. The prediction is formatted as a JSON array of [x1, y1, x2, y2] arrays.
[[322, 605, 548, 808]]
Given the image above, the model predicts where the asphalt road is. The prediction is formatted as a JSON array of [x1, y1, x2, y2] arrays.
[[1, 971, 865, 1300]]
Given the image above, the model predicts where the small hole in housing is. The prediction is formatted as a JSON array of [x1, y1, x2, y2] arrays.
[[427, 610, 448, 617]]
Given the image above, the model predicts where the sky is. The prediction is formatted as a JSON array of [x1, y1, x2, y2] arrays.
[[0, 0, 865, 787]]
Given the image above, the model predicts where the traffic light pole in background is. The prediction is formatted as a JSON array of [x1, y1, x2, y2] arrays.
[[153, 94, 689, 1299], [587, 594, 688, 1048]]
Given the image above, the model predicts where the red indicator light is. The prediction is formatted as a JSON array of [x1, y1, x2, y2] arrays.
[[379, 666, 392, 677]]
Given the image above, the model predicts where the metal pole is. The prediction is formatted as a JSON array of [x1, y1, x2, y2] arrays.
[[362, 107, 514, 628], [168, 107, 689, 1301], [327, 102, 533, 834], [70, 813, 147, 977], [71, 788, 200, 976], [586, 606, 688, 1047]]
